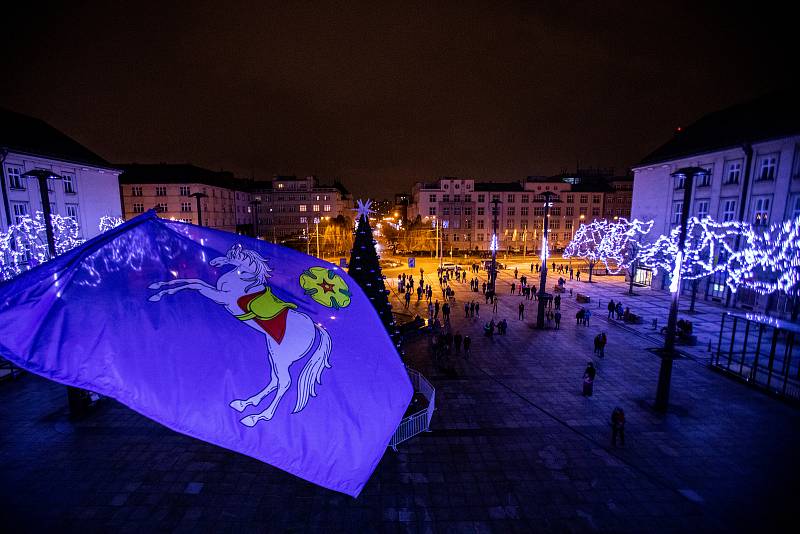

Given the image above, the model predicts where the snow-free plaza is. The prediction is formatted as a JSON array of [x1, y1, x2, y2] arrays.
[[1, 254, 797, 532]]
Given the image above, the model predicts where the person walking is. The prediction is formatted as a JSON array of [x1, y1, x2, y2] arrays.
[[404, 290, 411, 309], [510, 282, 516, 295], [493, 295, 499, 314], [434, 300, 440, 320], [594, 334, 602, 355], [554, 294, 561, 310], [463, 335, 471, 359], [582, 362, 596, 397], [464, 302, 470, 318], [616, 302, 624, 320], [454, 332, 462, 354], [442, 302, 450, 322], [514, 267, 518, 279], [531, 284, 537, 301], [598, 332, 607, 358], [608, 299, 615, 319], [518, 302, 525, 320], [554, 310, 561, 329], [427, 302, 434, 319], [576, 308, 585, 325], [570, 268, 574, 280], [611, 407, 625, 447], [475, 302, 480, 318], [584, 309, 592, 326], [482, 281, 487, 294], [469, 300, 475, 317], [576, 270, 581, 281]]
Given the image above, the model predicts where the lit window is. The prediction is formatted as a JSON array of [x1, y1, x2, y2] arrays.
[[324, 205, 331, 212], [313, 204, 320, 212], [299, 205, 307, 212], [753, 197, 771, 225]]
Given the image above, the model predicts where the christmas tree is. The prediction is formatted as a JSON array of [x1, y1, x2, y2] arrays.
[[347, 199, 401, 351]]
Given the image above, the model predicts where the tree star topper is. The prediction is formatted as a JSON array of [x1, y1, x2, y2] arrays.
[[353, 199, 376, 221]]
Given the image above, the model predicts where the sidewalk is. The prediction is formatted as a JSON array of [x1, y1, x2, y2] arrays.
[[0, 262, 797, 532]]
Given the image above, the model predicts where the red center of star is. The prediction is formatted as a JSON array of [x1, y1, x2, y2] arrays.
[[319, 280, 335, 293]]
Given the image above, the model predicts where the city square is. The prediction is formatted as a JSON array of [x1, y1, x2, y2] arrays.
[[1, 2, 798, 532]]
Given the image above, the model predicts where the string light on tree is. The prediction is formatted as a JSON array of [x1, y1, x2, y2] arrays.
[[99, 215, 125, 233], [0, 212, 83, 281]]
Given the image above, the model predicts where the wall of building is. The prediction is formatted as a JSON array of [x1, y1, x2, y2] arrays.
[[1, 151, 121, 239]]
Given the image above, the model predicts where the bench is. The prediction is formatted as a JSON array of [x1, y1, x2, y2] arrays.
[[624, 313, 644, 325], [576, 293, 590, 303], [552, 285, 566, 293]]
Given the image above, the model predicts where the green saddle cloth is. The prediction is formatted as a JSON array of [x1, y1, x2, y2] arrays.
[[236, 287, 297, 321]]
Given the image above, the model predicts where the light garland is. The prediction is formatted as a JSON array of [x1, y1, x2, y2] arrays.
[[563, 218, 653, 274], [99, 215, 125, 233]]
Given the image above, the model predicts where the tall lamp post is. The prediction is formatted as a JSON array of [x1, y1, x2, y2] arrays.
[[654, 166, 708, 412], [313, 217, 321, 258], [249, 199, 261, 238], [489, 198, 502, 293], [189, 192, 208, 226], [536, 191, 560, 329], [22, 170, 91, 416]]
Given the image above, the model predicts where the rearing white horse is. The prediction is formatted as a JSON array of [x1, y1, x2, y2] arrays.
[[148, 243, 331, 427]]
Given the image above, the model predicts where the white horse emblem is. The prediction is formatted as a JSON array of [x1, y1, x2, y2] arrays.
[[148, 244, 332, 426]]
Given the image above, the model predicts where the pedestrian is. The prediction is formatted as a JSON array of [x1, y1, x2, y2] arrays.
[[552, 261, 555, 272], [570, 268, 574, 280], [582, 362, 596, 397], [518, 302, 525, 320], [546, 309, 553, 326], [554, 310, 561, 329], [417, 285, 423, 301], [576, 308, 585, 324], [599, 332, 607, 358], [454, 332, 462, 354], [530, 262, 534, 273], [442, 302, 450, 321], [616, 302, 624, 320], [420, 268, 424, 279], [511, 282, 516, 295], [463, 335, 471, 359], [475, 302, 480, 317], [584, 309, 592, 326], [464, 302, 470, 317], [554, 294, 561, 310], [427, 302, 434, 318], [531, 285, 537, 300], [404, 290, 411, 308], [576, 270, 581, 281], [594, 334, 601, 355], [482, 281, 487, 294], [514, 267, 518, 279], [469, 300, 475, 317], [608, 299, 615, 319], [434, 300, 440, 320], [493, 296, 498, 313], [611, 407, 625, 447]]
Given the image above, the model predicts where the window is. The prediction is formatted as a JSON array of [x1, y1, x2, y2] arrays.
[[465, 194, 471, 202], [492, 194, 500, 202], [697, 172, 711, 187], [66, 204, 79, 220], [477, 219, 485, 229], [579, 207, 587, 216], [566, 207, 574, 216], [454, 195, 460, 202], [443, 184, 449, 189], [429, 194, 436, 202], [672, 202, 683, 224], [299, 205, 307, 212], [477, 233, 484, 241], [724, 160, 742, 184], [675, 174, 685, 189], [506, 220, 514, 229], [507, 207, 515, 216], [313, 204, 320, 212], [477, 194, 485, 203], [721, 199, 736, 222], [443, 207, 450, 216], [452, 207, 460, 215], [429, 207, 436, 215], [753, 197, 771, 225], [464, 207, 472, 215], [696, 200, 709, 219], [156, 186, 167, 196], [477, 207, 485, 216], [63, 173, 76, 194], [563, 232, 571, 240], [11, 202, 29, 223], [133, 203, 144, 214], [181, 202, 192, 212], [521, 195, 529, 203], [507, 194, 515, 203], [592, 208, 600, 217], [580, 195, 588, 204], [566, 194, 574, 203], [550, 220, 560, 230], [323, 195, 329, 201], [757, 154, 778, 180], [324, 205, 331, 212], [592, 195, 601, 204], [565, 220, 573, 230], [6, 166, 24, 189], [180, 186, 190, 196], [131, 186, 142, 196], [156, 203, 168, 212], [443, 194, 450, 202], [551, 207, 560, 216], [455, 183, 460, 189], [534, 207, 544, 217], [466, 219, 472, 229], [521, 207, 529, 216], [792, 196, 800, 219]]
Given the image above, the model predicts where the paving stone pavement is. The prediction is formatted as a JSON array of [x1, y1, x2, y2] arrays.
[[1, 260, 798, 532]]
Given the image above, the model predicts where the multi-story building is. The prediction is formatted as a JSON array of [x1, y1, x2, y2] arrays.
[[408, 171, 632, 254], [118, 164, 253, 232], [250, 176, 353, 240], [1, 108, 122, 239], [630, 92, 800, 312]]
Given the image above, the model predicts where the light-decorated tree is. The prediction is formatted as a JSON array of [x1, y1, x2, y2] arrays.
[[563, 218, 652, 283], [0, 212, 83, 281], [347, 199, 401, 351], [727, 215, 800, 319], [563, 219, 606, 282], [639, 216, 742, 311], [99, 215, 125, 233]]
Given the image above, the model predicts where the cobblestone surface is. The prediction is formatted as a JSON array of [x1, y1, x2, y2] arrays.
[[1, 260, 797, 532]]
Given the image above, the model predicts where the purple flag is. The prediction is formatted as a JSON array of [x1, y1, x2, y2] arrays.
[[0, 211, 412, 496]]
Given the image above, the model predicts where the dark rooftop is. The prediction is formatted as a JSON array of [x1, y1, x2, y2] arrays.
[[638, 91, 800, 166], [474, 181, 524, 192], [118, 163, 252, 190], [0, 108, 113, 169]]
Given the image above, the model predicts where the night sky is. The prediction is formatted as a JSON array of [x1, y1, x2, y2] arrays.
[[1, 1, 794, 198]]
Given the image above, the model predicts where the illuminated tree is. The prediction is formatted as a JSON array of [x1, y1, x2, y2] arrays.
[[564, 218, 652, 282], [0, 212, 83, 281], [99, 215, 125, 233]]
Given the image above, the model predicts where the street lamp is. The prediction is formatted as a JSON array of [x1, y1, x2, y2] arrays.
[[21, 170, 61, 258], [489, 197, 502, 293], [654, 166, 708, 412], [536, 191, 560, 329], [249, 199, 261, 238], [189, 192, 208, 226]]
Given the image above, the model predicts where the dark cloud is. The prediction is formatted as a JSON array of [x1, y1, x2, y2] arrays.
[[2, 1, 794, 197]]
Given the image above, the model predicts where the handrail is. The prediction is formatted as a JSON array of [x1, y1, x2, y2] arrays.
[[389, 367, 435, 451]]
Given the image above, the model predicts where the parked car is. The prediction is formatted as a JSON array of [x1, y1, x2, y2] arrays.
[[440, 262, 459, 271], [481, 259, 506, 270], [380, 259, 402, 269]]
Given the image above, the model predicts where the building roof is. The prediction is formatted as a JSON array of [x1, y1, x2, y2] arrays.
[[118, 163, 252, 190], [0, 108, 114, 169], [638, 91, 800, 166]]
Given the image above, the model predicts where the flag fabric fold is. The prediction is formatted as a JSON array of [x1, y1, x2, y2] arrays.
[[0, 211, 412, 496]]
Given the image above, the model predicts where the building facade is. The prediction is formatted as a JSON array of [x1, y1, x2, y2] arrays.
[[630, 92, 800, 312], [408, 172, 633, 255], [118, 164, 253, 233], [1, 108, 122, 239]]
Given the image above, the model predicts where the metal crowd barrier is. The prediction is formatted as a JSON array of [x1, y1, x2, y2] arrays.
[[389, 367, 435, 451]]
